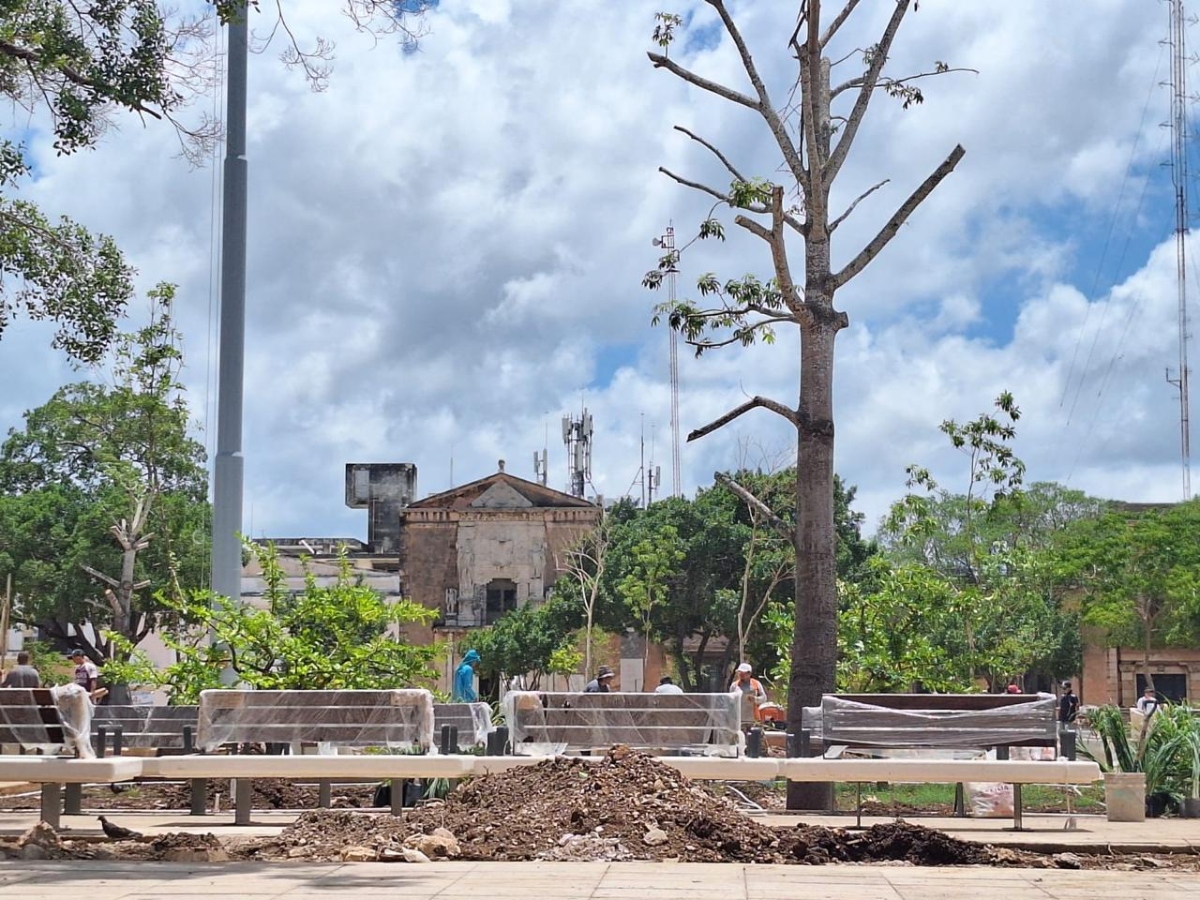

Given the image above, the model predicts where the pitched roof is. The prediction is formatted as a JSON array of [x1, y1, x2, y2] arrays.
[[407, 471, 596, 510]]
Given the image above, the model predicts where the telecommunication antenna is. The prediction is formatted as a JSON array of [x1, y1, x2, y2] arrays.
[[562, 408, 594, 498], [533, 449, 548, 486], [653, 225, 683, 497], [1166, 0, 1193, 498]]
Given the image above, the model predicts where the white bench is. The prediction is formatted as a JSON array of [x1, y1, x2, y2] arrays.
[[780, 757, 1101, 829], [0, 756, 144, 829]]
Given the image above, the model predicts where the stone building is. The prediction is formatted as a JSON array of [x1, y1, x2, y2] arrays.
[[394, 466, 601, 637]]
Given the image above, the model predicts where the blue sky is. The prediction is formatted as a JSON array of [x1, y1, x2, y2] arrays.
[[0, 0, 1195, 543]]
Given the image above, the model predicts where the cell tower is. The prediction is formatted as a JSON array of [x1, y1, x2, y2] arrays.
[[1166, 0, 1193, 498], [653, 225, 683, 497], [562, 408, 594, 498]]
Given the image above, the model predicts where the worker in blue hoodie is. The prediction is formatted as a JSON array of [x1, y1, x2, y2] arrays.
[[453, 649, 481, 702]]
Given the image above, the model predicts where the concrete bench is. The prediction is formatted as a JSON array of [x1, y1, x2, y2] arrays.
[[780, 757, 1101, 829], [504, 691, 742, 756], [92, 705, 199, 755], [0, 755, 144, 829]]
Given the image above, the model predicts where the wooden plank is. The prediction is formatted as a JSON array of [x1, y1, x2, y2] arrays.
[[831, 693, 1045, 711]]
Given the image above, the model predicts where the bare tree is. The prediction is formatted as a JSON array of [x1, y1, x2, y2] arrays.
[[558, 511, 613, 677], [645, 0, 968, 808]]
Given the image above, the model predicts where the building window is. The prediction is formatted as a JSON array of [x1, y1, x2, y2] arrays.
[[485, 578, 517, 625]]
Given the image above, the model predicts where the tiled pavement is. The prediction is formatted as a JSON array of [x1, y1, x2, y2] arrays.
[[2, 859, 1200, 899]]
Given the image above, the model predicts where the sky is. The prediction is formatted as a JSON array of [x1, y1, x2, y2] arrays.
[[0, 0, 1196, 544]]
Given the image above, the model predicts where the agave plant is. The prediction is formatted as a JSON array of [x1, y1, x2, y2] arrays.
[[1083, 702, 1200, 810]]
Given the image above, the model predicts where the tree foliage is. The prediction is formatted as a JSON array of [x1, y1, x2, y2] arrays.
[[471, 595, 582, 692], [103, 542, 440, 703], [0, 285, 208, 661]]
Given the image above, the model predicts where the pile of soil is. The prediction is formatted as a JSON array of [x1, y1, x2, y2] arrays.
[[239, 746, 989, 865]]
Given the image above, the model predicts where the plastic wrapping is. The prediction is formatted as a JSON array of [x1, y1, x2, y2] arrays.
[[51, 684, 96, 758], [433, 701, 494, 748], [197, 689, 435, 752], [503, 691, 742, 757], [818, 695, 1058, 750]]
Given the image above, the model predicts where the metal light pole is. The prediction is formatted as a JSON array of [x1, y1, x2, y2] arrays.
[[210, 8, 249, 605]]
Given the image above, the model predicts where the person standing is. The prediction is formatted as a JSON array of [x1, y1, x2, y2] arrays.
[[584, 665, 615, 693], [453, 649, 480, 702], [70, 649, 99, 693], [1058, 681, 1079, 725], [730, 662, 768, 724], [654, 675, 683, 695], [1, 651, 40, 688], [1136, 686, 1161, 715]]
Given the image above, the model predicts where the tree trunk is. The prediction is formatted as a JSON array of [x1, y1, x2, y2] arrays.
[[786, 310, 841, 811]]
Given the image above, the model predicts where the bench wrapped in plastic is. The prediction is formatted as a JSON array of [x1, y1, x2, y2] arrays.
[[503, 691, 742, 757], [819, 694, 1058, 751], [92, 705, 199, 750], [197, 689, 435, 752], [432, 702, 494, 748], [0, 686, 94, 757]]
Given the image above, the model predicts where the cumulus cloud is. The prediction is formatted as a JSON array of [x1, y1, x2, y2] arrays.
[[0, 0, 1188, 541]]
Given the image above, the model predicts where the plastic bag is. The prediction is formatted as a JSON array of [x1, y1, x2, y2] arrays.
[[965, 782, 1013, 818]]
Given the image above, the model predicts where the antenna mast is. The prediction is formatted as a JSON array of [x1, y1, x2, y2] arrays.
[[562, 408, 593, 498], [1167, 0, 1193, 498], [654, 225, 683, 497]]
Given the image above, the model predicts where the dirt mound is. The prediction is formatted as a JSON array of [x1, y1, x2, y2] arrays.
[[239, 746, 987, 865]]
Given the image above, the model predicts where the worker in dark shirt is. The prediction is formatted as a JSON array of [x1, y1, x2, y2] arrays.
[[1, 651, 40, 688], [1058, 681, 1079, 724]]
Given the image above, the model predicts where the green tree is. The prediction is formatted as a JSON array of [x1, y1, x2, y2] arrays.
[[104, 542, 440, 703], [1055, 501, 1200, 691], [643, 3, 968, 807], [472, 596, 582, 692], [877, 396, 1090, 689], [0, 285, 208, 662], [618, 524, 685, 670]]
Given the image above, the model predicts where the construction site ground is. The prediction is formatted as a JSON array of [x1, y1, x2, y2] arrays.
[[2, 748, 1199, 899]]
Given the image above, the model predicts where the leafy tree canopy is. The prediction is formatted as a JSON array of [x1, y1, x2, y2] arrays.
[[104, 542, 440, 703]]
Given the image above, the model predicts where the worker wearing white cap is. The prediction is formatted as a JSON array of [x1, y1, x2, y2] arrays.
[[729, 662, 768, 725]]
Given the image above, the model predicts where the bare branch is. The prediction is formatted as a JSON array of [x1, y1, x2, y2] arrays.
[[705, 0, 808, 184], [647, 51, 759, 111], [831, 66, 979, 102], [824, 0, 909, 185], [80, 564, 118, 589], [688, 396, 798, 442], [833, 144, 965, 289], [715, 472, 793, 542], [734, 214, 772, 242], [821, 0, 863, 48], [829, 178, 889, 232], [674, 126, 750, 183], [659, 167, 729, 205]]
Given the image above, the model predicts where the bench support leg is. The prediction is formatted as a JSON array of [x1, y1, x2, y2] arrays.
[[63, 782, 83, 816], [390, 779, 404, 817], [190, 778, 208, 816], [953, 783, 965, 817], [234, 779, 252, 826], [1011, 783, 1023, 831], [40, 783, 62, 830], [318, 780, 331, 809]]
